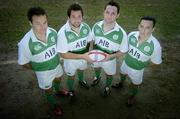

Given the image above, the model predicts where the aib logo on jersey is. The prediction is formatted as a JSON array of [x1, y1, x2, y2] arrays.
[[98, 39, 109, 48], [76, 40, 86, 48], [45, 48, 56, 59], [128, 48, 140, 59]]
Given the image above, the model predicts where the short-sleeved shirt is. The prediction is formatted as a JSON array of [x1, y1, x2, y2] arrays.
[[91, 20, 128, 54], [57, 21, 92, 54], [124, 31, 162, 70], [18, 27, 60, 74]]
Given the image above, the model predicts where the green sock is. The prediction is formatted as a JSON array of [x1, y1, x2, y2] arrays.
[[67, 76, 75, 91], [44, 92, 57, 109], [120, 74, 126, 83], [129, 86, 138, 97], [95, 69, 101, 79], [53, 81, 60, 92], [106, 75, 113, 87], [77, 70, 84, 82]]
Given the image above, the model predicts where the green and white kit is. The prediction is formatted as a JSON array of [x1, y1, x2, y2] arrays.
[[121, 31, 162, 84], [57, 21, 92, 76], [18, 27, 63, 89], [92, 20, 128, 75]]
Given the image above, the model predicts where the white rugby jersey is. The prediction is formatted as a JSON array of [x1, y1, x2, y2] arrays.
[[124, 31, 162, 70], [57, 21, 92, 54], [18, 27, 60, 71], [92, 20, 128, 54]]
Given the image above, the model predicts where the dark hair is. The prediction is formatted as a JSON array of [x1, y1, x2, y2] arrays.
[[104, 1, 120, 14], [67, 3, 83, 17], [27, 7, 46, 23], [140, 16, 156, 27]]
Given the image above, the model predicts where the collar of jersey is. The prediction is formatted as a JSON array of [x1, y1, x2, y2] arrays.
[[30, 27, 51, 46], [97, 20, 120, 35], [65, 20, 84, 33], [133, 31, 153, 43]]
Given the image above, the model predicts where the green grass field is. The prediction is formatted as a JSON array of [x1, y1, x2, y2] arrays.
[[0, 0, 180, 52]]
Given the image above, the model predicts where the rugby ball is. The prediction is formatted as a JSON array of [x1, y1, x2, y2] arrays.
[[88, 50, 107, 62]]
